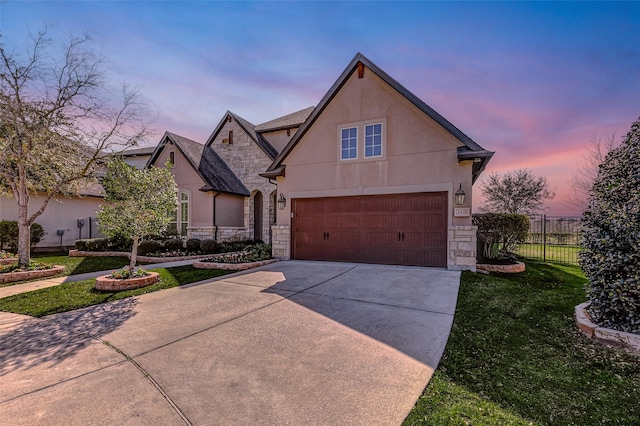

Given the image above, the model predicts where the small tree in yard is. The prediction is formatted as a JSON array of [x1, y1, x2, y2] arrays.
[[580, 117, 640, 334], [97, 158, 177, 273], [0, 29, 151, 268], [480, 169, 555, 214]]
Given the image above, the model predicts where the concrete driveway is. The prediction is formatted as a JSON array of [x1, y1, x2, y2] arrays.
[[0, 261, 460, 425]]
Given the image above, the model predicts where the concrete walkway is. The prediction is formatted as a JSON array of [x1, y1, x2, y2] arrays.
[[0, 260, 461, 425]]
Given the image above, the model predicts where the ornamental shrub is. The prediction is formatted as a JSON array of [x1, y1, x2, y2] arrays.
[[85, 238, 109, 252], [580, 117, 640, 334], [75, 239, 89, 251], [137, 240, 162, 256], [186, 238, 201, 252], [164, 238, 184, 251], [0, 220, 45, 253], [472, 213, 529, 261], [200, 239, 219, 254], [108, 235, 133, 252]]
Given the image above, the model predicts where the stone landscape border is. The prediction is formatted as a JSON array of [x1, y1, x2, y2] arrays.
[[69, 249, 210, 263], [476, 262, 525, 273], [0, 258, 18, 265], [0, 265, 65, 284], [575, 302, 640, 353], [194, 258, 279, 271], [95, 271, 160, 291]]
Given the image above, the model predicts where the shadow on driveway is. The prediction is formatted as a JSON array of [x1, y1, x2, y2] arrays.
[[0, 298, 137, 376]]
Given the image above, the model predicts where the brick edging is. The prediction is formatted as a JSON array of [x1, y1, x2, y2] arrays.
[[0, 258, 18, 265], [193, 258, 279, 271], [95, 272, 160, 292], [476, 262, 525, 273], [0, 265, 66, 284], [575, 302, 640, 353]]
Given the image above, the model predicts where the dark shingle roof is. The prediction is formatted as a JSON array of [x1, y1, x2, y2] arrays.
[[148, 132, 249, 196], [254, 106, 315, 132], [120, 146, 156, 157]]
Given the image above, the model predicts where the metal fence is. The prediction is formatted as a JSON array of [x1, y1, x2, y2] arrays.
[[516, 214, 582, 265]]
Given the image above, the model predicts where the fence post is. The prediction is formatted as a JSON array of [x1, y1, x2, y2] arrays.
[[543, 214, 547, 262]]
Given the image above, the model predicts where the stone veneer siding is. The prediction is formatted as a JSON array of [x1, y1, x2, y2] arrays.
[[271, 225, 290, 259], [187, 226, 248, 241], [209, 119, 277, 244], [448, 225, 477, 272]]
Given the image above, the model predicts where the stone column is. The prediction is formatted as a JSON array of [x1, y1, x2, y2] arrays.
[[448, 225, 477, 272]]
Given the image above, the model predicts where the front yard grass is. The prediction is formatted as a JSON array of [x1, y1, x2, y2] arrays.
[[0, 252, 134, 288], [0, 265, 233, 317], [404, 262, 640, 425]]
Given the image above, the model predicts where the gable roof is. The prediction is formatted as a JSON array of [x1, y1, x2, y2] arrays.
[[255, 106, 315, 133], [264, 53, 494, 183], [120, 146, 156, 157], [205, 111, 279, 160], [147, 132, 249, 196]]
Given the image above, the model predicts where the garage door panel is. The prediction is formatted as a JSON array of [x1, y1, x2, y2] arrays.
[[292, 192, 447, 267]]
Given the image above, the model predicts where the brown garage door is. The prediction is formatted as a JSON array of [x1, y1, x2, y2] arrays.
[[291, 192, 447, 267]]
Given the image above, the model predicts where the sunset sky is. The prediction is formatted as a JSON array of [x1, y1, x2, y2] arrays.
[[2, 1, 639, 215]]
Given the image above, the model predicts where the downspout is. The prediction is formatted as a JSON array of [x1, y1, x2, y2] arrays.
[[213, 192, 220, 242]]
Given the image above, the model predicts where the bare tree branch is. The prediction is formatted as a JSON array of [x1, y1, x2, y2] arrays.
[[0, 28, 154, 266]]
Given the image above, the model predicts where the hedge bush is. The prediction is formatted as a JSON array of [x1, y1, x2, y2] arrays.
[[200, 239, 219, 254], [85, 238, 109, 252], [163, 238, 184, 251], [186, 238, 201, 252], [580, 117, 640, 334], [137, 240, 163, 256], [74, 239, 88, 251], [0, 220, 45, 253], [473, 213, 529, 261]]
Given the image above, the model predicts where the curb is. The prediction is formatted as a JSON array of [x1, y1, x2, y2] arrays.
[[476, 261, 525, 273], [575, 302, 640, 353]]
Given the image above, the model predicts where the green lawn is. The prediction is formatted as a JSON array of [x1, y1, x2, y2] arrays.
[[0, 252, 137, 288], [404, 262, 640, 425], [516, 243, 580, 264], [0, 265, 233, 317]]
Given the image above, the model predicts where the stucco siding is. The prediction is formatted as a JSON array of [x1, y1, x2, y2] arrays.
[[279, 67, 474, 225], [0, 195, 103, 248], [260, 128, 296, 153], [215, 194, 244, 227], [154, 142, 214, 228]]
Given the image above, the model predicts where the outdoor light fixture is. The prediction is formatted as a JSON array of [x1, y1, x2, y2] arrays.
[[277, 193, 287, 210], [455, 184, 466, 206]]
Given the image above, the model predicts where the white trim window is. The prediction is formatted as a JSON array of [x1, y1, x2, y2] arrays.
[[364, 123, 383, 158], [340, 127, 357, 160], [179, 192, 189, 236]]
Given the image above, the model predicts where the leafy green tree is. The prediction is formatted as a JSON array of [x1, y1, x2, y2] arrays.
[[580, 117, 640, 333], [480, 169, 555, 214], [97, 158, 177, 270], [0, 28, 151, 268], [0, 220, 45, 253]]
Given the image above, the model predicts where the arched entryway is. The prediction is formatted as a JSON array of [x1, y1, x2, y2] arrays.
[[253, 191, 263, 242]]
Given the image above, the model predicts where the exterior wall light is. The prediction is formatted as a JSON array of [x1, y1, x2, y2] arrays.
[[277, 193, 287, 210], [455, 184, 466, 206]]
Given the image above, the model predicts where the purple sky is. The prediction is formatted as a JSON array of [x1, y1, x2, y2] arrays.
[[3, 1, 639, 215]]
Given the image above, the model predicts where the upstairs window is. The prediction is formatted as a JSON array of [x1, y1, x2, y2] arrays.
[[169, 151, 175, 167], [364, 123, 382, 157], [340, 127, 357, 160]]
